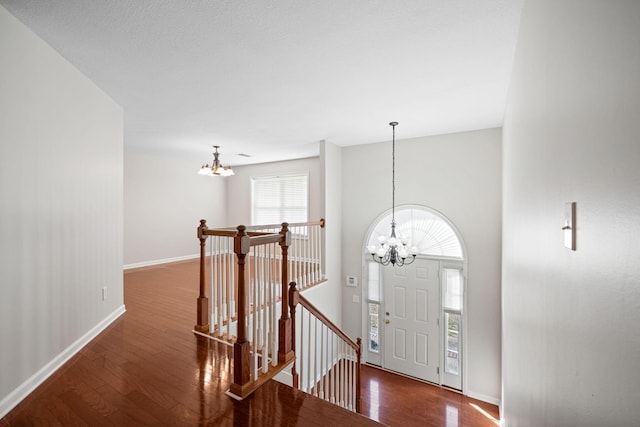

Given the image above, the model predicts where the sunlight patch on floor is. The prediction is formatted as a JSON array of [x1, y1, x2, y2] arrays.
[[368, 379, 380, 422], [469, 403, 501, 426]]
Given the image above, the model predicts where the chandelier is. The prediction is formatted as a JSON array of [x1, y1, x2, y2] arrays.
[[198, 145, 235, 177], [368, 122, 418, 266]]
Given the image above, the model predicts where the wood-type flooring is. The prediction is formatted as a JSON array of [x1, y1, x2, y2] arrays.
[[1, 260, 499, 426]]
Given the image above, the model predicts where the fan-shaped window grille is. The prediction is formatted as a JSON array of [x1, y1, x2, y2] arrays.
[[367, 207, 463, 259]]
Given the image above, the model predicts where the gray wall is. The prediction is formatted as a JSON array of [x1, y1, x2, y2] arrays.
[[124, 150, 225, 267], [502, 1, 640, 425], [341, 128, 502, 402], [0, 5, 124, 416]]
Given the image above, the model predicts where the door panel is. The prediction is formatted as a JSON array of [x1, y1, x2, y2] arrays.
[[393, 286, 406, 318], [383, 258, 440, 383], [415, 333, 428, 365], [393, 329, 406, 359], [415, 289, 427, 322]]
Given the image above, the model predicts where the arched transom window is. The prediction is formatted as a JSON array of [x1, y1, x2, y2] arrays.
[[367, 206, 464, 259]]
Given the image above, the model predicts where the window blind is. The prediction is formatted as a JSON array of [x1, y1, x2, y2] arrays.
[[251, 174, 308, 225]]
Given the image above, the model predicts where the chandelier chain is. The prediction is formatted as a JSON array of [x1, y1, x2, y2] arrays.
[[368, 121, 417, 267], [392, 122, 396, 228]]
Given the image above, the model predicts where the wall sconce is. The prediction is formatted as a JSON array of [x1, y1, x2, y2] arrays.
[[563, 202, 576, 250]]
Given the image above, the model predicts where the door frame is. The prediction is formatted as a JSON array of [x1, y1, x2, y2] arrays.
[[360, 205, 468, 393]]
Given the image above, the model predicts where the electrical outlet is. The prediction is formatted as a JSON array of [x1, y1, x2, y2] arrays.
[[102, 286, 107, 301]]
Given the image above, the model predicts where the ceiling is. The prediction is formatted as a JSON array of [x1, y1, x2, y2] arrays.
[[1, 0, 523, 166]]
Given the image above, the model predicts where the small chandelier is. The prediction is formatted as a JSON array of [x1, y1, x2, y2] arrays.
[[368, 122, 418, 266], [198, 145, 235, 177]]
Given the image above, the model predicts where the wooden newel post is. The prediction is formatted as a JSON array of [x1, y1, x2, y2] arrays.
[[356, 337, 362, 414], [195, 219, 209, 333], [278, 223, 295, 363], [288, 282, 299, 387], [230, 225, 251, 396]]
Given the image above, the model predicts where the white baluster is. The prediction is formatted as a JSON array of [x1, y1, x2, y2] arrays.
[[307, 309, 312, 394], [313, 316, 318, 396], [315, 224, 320, 282], [347, 346, 353, 411], [291, 229, 297, 289], [299, 305, 304, 392], [230, 238, 235, 318], [297, 226, 302, 288], [223, 239, 229, 339], [252, 248, 258, 379], [319, 324, 324, 400], [311, 224, 315, 284], [341, 340, 346, 408], [303, 226, 308, 288], [271, 243, 278, 367], [303, 225, 313, 286], [262, 246, 269, 374], [211, 236, 222, 337], [352, 347, 357, 411], [331, 333, 336, 404], [209, 236, 214, 334]]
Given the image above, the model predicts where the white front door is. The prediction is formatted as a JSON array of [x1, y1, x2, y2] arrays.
[[382, 258, 440, 383]]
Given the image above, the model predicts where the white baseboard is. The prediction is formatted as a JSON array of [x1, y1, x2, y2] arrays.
[[466, 390, 501, 406], [0, 305, 126, 419], [123, 253, 199, 270]]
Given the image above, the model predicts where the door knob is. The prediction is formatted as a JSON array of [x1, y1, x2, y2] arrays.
[[385, 320, 390, 324]]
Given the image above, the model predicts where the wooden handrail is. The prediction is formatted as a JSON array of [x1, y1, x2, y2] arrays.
[[201, 218, 325, 236], [202, 228, 283, 238], [244, 218, 326, 230], [201, 228, 237, 237], [247, 234, 281, 247], [289, 282, 358, 351]]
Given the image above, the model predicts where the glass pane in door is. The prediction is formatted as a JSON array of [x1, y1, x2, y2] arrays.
[[445, 312, 460, 375], [443, 268, 462, 311], [369, 303, 380, 352]]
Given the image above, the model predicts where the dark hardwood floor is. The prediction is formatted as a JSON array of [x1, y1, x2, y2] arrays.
[[360, 365, 499, 427], [1, 260, 499, 426]]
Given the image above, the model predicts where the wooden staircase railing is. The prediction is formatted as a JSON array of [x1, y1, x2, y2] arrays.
[[194, 219, 326, 400], [244, 219, 326, 291], [289, 282, 362, 413]]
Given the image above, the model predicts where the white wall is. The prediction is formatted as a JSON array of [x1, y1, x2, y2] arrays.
[[225, 157, 321, 226], [0, 5, 124, 417], [502, 1, 640, 425], [314, 140, 343, 324], [341, 128, 502, 402], [124, 150, 225, 267]]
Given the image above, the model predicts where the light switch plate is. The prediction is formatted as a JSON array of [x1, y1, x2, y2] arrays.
[[563, 202, 576, 250], [345, 276, 358, 287]]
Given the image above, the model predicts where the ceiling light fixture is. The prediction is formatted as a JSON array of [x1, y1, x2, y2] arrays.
[[368, 122, 418, 266], [198, 145, 235, 177]]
